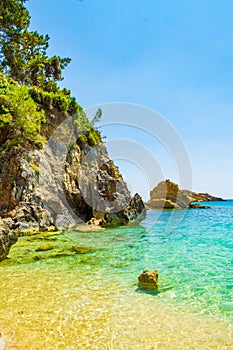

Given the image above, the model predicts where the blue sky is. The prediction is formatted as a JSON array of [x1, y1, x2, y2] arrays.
[[27, 0, 233, 199]]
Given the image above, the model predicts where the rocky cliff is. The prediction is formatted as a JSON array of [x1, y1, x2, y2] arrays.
[[180, 189, 224, 203], [0, 108, 145, 240], [0, 218, 17, 261], [146, 179, 224, 209]]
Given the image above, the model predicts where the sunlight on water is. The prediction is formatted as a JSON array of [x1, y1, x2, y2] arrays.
[[0, 259, 232, 349], [0, 202, 232, 349]]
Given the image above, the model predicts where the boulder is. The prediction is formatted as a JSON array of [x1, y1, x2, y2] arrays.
[[146, 199, 179, 209], [0, 218, 18, 261], [147, 180, 189, 209], [189, 203, 211, 209], [146, 179, 223, 210], [138, 270, 158, 290], [35, 244, 55, 252]]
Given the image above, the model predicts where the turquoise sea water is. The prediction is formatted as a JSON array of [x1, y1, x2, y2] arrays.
[[67, 201, 233, 322], [0, 201, 232, 349]]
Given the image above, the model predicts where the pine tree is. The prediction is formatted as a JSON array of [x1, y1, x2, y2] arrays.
[[0, 0, 70, 89]]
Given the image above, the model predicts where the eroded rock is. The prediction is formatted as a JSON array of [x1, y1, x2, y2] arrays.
[[146, 179, 223, 209], [0, 218, 18, 261], [0, 111, 146, 232], [138, 270, 158, 290], [64, 141, 146, 227], [189, 203, 211, 209]]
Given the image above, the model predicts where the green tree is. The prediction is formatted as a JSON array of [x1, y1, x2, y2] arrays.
[[0, 0, 70, 89], [0, 72, 45, 150], [91, 108, 102, 125], [0, 0, 29, 64], [0, 0, 29, 38]]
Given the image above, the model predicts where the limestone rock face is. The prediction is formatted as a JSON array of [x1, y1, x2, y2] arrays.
[[64, 141, 146, 228], [0, 109, 145, 233], [181, 190, 224, 203], [0, 148, 53, 233], [0, 218, 17, 261], [93, 193, 146, 227], [146, 199, 180, 209], [146, 179, 223, 209], [138, 270, 158, 290], [147, 180, 189, 209]]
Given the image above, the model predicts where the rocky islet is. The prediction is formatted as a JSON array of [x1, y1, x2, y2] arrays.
[[146, 179, 223, 210]]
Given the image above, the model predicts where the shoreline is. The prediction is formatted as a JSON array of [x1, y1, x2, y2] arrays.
[[0, 204, 232, 349]]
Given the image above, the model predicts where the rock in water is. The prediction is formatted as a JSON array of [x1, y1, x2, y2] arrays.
[[146, 179, 224, 209], [138, 270, 158, 290], [0, 218, 18, 261], [189, 203, 211, 209], [146, 180, 189, 209]]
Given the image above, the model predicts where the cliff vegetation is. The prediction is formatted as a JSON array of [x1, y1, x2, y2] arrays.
[[0, 1, 145, 260]]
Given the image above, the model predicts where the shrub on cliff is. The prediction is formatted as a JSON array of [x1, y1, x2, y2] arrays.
[[29, 86, 80, 115], [0, 72, 45, 153]]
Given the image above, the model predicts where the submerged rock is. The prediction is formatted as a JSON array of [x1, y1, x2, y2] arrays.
[[35, 244, 55, 252], [138, 270, 158, 290], [70, 223, 105, 232], [189, 203, 211, 209], [0, 218, 18, 261], [71, 246, 95, 254]]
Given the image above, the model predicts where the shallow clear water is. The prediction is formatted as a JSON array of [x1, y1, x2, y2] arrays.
[[0, 202, 232, 349]]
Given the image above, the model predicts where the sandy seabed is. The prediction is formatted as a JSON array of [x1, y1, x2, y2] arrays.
[[0, 259, 232, 350]]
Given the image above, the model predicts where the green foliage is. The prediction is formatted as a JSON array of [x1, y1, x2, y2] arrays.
[[87, 129, 101, 146], [29, 86, 80, 114], [75, 107, 102, 147], [0, 72, 45, 152], [69, 144, 76, 151], [0, 0, 70, 87], [77, 128, 101, 147], [0, 72, 101, 159], [0, 1, 103, 158], [78, 134, 88, 144], [31, 163, 40, 175], [23, 155, 29, 161], [75, 108, 92, 132], [0, 0, 29, 39], [91, 108, 102, 125]]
